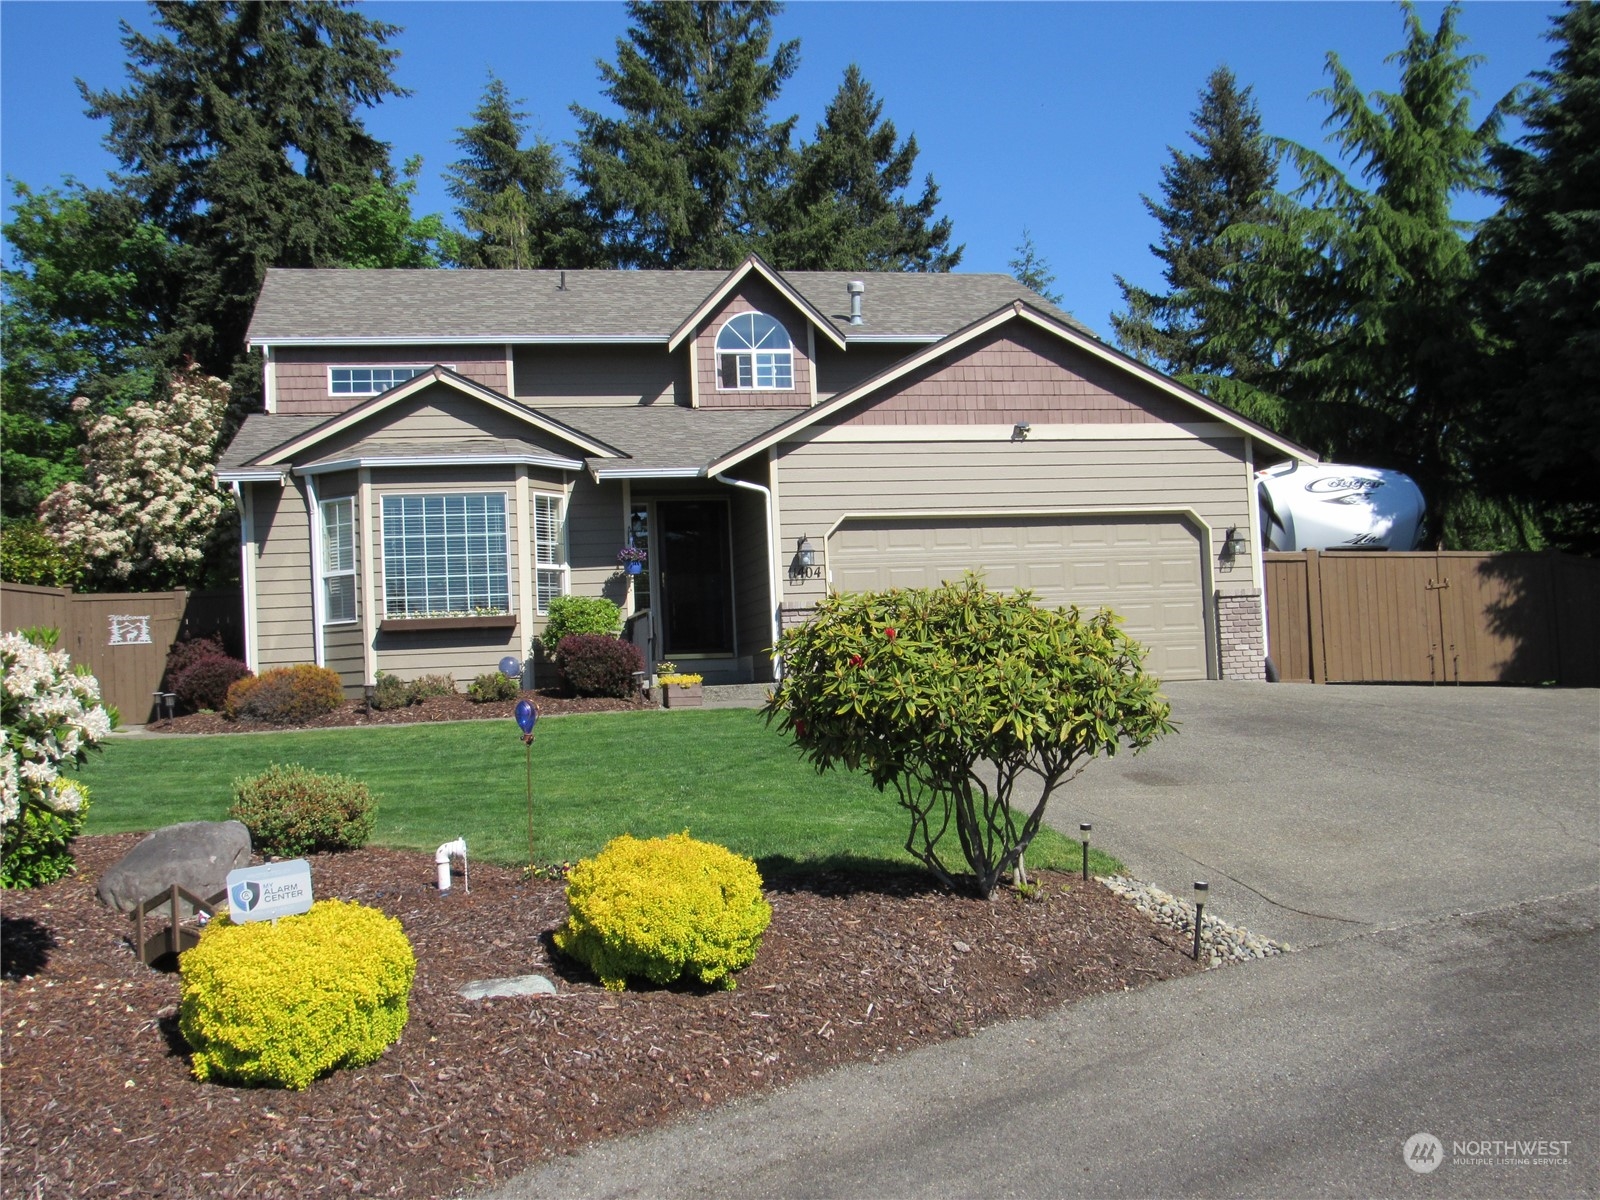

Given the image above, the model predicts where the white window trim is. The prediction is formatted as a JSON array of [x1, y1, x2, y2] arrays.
[[379, 491, 513, 618], [319, 496, 358, 626], [328, 364, 455, 398], [715, 313, 794, 392], [533, 491, 569, 615]]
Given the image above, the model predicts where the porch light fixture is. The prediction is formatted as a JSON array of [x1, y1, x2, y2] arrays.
[[1192, 881, 1210, 961], [797, 535, 816, 569], [1220, 525, 1250, 561], [1011, 421, 1031, 442], [1079, 823, 1092, 881]]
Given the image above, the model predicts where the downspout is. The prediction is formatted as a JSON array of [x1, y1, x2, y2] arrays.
[[713, 472, 781, 679]]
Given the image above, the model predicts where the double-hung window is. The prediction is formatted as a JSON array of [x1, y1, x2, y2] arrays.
[[534, 493, 566, 614], [716, 312, 793, 390], [329, 365, 434, 397], [381, 494, 510, 617], [320, 498, 357, 624]]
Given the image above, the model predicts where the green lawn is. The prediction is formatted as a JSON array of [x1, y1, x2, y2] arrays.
[[80, 708, 1120, 880]]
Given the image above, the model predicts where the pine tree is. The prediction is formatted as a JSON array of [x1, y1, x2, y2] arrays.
[[571, 0, 800, 269], [767, 65, 961, 271], [1008, 228, 1060, 304], [1476, 2, 1600, 553], [1111, 67, 1279, 420], [79, 1, 409, 413], [1225, 2, 1519, 546], [445, 76, 598, 269]]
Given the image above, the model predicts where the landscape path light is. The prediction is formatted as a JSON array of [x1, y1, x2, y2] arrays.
[[1079, 823, 1092, 881], [1193, 880, 1210, 962]]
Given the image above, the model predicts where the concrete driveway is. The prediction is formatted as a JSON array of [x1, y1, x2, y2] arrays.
[[487, 683, 1599, 1200]]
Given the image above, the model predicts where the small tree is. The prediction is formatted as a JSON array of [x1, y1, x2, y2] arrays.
[[764, 577, 1174, 899]]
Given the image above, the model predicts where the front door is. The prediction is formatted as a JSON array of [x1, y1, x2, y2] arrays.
[[657, 499, 735, 657]]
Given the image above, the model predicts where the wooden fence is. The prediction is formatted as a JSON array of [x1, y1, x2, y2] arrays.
[[1264, 551, 1600, 686], [2, 584, 244, 722]]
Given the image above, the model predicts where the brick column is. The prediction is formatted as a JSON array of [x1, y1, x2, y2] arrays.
[[1215, 590, 1266, 681]]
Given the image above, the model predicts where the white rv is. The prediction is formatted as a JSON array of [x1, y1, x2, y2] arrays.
[[1257, 461, 1426, 552]]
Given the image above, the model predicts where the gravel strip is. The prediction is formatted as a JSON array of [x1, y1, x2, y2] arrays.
[[1102, 875, 1292, 967]]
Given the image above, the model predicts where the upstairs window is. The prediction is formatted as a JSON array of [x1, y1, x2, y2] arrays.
[[329, 365, 434, 397], [716, 313, 793, 390]]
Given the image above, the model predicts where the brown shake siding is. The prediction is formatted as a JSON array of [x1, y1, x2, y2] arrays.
[[835, 326, 1195, 426], [694, 280, 813, 409], [514, 345, 682, 407], [812, 341, 912, 399], [273, 345, 510, 415]]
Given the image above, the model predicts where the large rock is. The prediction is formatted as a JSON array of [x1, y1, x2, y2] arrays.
[[97, 820, 252, 914]]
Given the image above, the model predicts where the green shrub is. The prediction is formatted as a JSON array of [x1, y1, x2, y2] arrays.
[[179, 899, 415, 1090], [407, 673, 456, 700], [468, 671, 519, 702], [172, 653, 252, 713], [370, 671, 411, 711], [554, 832, 771, 991], [229, 763, 376, 856], [542, 596, 620, 647], [226, 664, 345, 723], [557, 633, 643, 698], [1, 782, 91, 888], [0, 521, 84, 588]]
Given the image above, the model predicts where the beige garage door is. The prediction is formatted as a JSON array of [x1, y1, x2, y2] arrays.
[[828, 514, 1209, 680]]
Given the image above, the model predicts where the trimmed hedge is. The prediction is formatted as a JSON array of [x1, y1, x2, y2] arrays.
[[180, 899, 415, 1090], [554, 832, 771, 991], [172, 653, 252, 713], [557, 634, 643, 698], [542, 596, 620, 646], [228, 763, 377, 857], [226, 665, 345, 723], [468, 671, 519, 702]]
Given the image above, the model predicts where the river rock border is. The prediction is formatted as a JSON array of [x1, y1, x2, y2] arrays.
[[1102, 875, 1291, 967]]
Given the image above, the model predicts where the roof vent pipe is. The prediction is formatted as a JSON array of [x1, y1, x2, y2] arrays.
[[847, 280, 865, 325]]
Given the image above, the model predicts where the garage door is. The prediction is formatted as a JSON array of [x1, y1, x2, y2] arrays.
[[828, 514, 1209, 680]]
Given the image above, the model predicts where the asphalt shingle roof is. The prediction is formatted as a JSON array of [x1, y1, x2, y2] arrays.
[[246, 268, 1094, 344]]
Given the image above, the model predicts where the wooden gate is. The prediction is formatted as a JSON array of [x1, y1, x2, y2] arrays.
[[3, 584, 188, 722], [1265, 551, 1600, 685]]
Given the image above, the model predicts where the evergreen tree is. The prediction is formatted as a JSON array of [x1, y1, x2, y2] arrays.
[[768, 65, 961, 271], [1111, 67, 1280, 421], [1009, 228, 1061, 304], [1476, 2, 1600, 553], [79, 1, 409, 413], [572, 0, 800, 268], [445, 76, 598, 269], [0, 182, 168, 520], [1225, 3, 1518, 546]]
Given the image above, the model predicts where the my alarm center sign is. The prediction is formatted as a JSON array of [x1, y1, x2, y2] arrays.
[[226, 860, 313, 922]]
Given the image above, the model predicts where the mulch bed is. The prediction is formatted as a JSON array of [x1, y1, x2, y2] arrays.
[[1, 836, 1201, 1199], [143, 688, 647, 736]]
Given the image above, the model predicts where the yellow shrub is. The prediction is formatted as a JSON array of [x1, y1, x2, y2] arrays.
[[179, 899, 415, 1090], [554, 832, 771, 991]]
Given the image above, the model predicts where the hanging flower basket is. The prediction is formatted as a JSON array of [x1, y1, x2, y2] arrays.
[[618, 547, 647, 575]]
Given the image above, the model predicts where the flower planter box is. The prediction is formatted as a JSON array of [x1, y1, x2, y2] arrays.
[[378, 614, 517, 634], [663, 682, 703, 708]]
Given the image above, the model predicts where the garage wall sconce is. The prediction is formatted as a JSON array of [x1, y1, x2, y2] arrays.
[[1011, 421, 1031, 442], [1220, 525, 1250, 561], [790, 534, 825, 581]]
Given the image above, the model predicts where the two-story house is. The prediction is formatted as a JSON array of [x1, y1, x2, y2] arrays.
[[216, 255, 1312, 691]]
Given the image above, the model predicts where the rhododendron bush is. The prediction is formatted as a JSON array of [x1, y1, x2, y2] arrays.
[[38, 366, 233, 590], [1, 631, 113, 886]]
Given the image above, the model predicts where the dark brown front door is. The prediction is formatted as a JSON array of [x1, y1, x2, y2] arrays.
[[656, 500, 734, 656]]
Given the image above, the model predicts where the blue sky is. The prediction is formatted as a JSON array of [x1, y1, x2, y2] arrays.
[[0, 1, 1562, 338]]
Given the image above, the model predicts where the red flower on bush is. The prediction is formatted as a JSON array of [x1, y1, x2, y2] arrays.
[[884, 627, 897, 641], [795, 718, 808, 737], [848, 654, 863, 667]]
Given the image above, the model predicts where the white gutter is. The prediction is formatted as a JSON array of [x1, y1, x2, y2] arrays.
[[217, 470, 286, 484], [713, 472, 782, 676], [589, 466, 704, 482], [249, 334, 670, 350], [293, 452, 584, 476]]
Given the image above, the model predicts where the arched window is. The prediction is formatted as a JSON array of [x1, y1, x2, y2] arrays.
[[716, 312, 794, 390]]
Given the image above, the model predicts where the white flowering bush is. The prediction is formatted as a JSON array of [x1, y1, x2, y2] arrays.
[[1, 631, 113, 887], [38, 366, 233, 591]]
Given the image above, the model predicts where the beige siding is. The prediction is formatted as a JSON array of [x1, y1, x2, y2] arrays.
[[693, 280, 813, 410], [273, 345, 510, 415], [514, 345, 682, 407], [774, 437, 1256, 615], [323, 623, 365, 691], [729, 487, 774, 679], [252, 480, 315, 670]]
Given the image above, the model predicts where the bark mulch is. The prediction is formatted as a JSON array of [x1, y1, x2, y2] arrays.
[[1, 836, 1200, 1199]]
